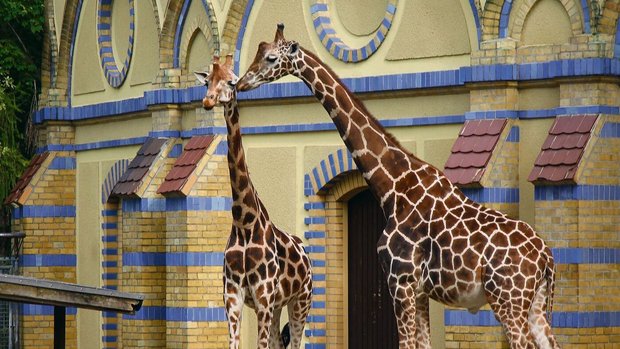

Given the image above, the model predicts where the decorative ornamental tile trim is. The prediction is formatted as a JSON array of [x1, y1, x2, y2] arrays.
[[97, 0, 134, 88], [309, 0, 397, 63]]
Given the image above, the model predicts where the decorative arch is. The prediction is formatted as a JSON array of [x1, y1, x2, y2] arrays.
[[96, 0, 136, 88], [500, 0, 584, 40], [309, 0, 398, 63], [177, 12, 219, 71], [100, 159, 129, 348], [304, 148, 357, 197], [482, 0, 505, 40], [303, 150, 367, 346], [173, 0, 219, 68], [599, 0, 620, 36], [40, 0, 59, 100], [220, 0, 250, 66], [50, 0, 82, 106], [102, 159, 130, 204]]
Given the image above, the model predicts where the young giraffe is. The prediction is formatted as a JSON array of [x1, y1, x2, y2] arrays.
[[237, 25, 560, 349], [195, 55, 312, 349]]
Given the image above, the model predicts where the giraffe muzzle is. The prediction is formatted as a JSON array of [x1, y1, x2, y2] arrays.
[[202, 96, 216, 110]]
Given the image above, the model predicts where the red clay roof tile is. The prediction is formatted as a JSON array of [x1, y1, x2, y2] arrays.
[[111, 138, 167, 197], [444, 119, 507, 186], [528, 115, 598, 184], [4, 153, 49, 205], [157, 136, 215, 195]]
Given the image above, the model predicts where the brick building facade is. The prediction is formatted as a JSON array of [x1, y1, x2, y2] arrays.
[[5, 0, 620, 347]]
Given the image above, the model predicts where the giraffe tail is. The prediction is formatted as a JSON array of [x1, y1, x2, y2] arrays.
[[544, 249, 556, 324]]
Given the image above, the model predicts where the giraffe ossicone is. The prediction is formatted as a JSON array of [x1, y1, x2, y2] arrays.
[[198, 53, 312, 349], [238, 24, 561, 349]]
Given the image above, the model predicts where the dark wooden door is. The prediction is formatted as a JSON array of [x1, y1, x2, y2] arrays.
[[348, 189, 399, 349]]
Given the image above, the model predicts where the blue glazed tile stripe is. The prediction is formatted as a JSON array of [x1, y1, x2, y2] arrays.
[[445, 310, 620, 328], [121, 197, 232, 212], [20, 254, 77, 267], [122, 252, 224, 266], [22, 304, 78, 316], [123, 306, 227, 322], [460, 188, 519, 203], [12, 205, 76, 219], [551, 248, 620, 264], [534, 185, 620, 201], [48, 157, 76, 169], [600, 122, 620, 138], [37, 58, 620, 123]]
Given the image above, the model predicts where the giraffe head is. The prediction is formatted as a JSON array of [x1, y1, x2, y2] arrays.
[[194, 54, 239, 110], [237, 24, 300, 91]]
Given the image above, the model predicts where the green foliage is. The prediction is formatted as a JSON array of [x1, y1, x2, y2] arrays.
[[0, 76, 28, 230], [0, 0, 44, 228], [0, 0, 44, 127]]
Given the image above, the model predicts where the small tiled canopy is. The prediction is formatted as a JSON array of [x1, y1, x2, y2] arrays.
[[444, 119, 507, 186], [4, 153, 49, 205], [111, 138, 168, 196], [157, 136, 215, 195], [528, 114, 598, 183]]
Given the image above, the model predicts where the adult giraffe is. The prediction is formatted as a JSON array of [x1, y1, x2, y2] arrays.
[[195, 54, 312, 349], [237, 25, 560, 349]]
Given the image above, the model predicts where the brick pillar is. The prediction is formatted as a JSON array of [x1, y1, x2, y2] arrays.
[[121, 198, 167, 348], [533, 114, 620, 346], [14, 122, 77, 348], [163, 137, 230, 347]]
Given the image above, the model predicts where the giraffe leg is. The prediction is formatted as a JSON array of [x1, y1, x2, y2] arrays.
[[268, 307, 284, 349], [528, 281, 561, 349], [287, 293, 312, 349], [255, 305, 275, 349], [486, 284, 536, 348], [224, 280, 244, 349], [414, 293, 432, 349], [387, 276, 417, 349]]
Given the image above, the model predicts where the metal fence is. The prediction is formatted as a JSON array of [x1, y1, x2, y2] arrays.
[[0, 232, 25, 349]]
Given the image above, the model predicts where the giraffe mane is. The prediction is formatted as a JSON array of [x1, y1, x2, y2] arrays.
[[299, 46, 418, 161]]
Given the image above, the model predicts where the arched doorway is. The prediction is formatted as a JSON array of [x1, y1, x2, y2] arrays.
[[347, 189, 398, 348]]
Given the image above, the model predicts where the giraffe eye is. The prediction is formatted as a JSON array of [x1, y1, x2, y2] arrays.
[[266, 55, 277, 63]]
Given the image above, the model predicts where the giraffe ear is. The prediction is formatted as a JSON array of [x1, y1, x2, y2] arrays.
[[194, 71, 209, 85], [228, 72, 239, 87], [288, 41, 299, 56]]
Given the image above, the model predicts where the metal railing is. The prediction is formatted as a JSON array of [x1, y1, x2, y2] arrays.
[[0, 232, 24, 349]]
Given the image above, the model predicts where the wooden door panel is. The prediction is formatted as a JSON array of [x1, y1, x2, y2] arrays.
[[348, 190, 398, 349]]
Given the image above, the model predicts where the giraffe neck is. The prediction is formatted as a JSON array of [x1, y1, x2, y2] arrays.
[[294, 48, 424, 204], [223, 96, 263, 226]]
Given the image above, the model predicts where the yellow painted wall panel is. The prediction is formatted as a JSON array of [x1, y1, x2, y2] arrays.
[[76, 161, 102, 348], [246, 146, 298, 233], [129, 0, 159, 86], [386, 0, 471, 60]]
